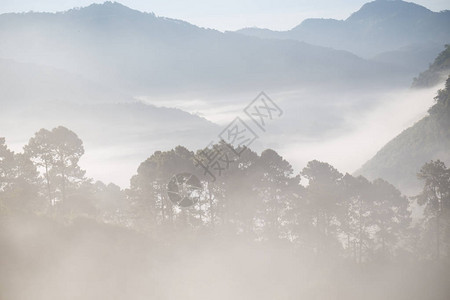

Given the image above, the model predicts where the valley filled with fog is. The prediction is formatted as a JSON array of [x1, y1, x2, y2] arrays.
[[1, 80, 440, 188], [0, 1, 448, 190]]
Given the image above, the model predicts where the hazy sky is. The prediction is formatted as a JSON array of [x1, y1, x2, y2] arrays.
[[0, 0, 448, 31]]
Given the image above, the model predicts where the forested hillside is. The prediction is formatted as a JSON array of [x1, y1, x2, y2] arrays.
[[413, 44, 450, 87], [358, 76, 450, 193]]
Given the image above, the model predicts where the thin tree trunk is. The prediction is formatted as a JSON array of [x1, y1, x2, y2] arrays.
[[347, 234, 351, 255], [44, 161, 52, 205], [61, 166, 66, 202], [198, 201, 203, 225], [435, 187, 441, 260], [60, 153, 66, 202], [208, 185, 214, 227], [161, 196, 166, 224], [359, 197, 363, 264], [436, 213, 440, 260]]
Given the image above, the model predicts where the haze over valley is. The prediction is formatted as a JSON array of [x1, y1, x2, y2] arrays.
[[1, 1, 450, 299], [1, 0, 449, 188]]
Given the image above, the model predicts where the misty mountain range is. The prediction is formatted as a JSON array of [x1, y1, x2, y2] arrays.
[[1, 1, 444, 96], [2, 2, 450, 299], [1, 0, 449, 188], [237, 0, 450, 67]]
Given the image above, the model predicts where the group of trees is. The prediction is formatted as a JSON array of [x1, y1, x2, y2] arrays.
[[0, 126, 449, 263], [129, 145, 417, 262], [417, 160, 450, 260], [0, 127, 124, 218]]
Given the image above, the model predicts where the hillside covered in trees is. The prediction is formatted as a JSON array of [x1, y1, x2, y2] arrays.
[[413, 44, 450, 87], [358, 75, 450, 193], [1, 123, 449, 299]]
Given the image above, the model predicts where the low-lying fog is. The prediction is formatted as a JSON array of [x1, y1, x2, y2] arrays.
[[2, 84, 438, 188]]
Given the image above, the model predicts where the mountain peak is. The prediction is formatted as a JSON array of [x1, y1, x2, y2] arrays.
[[83, 1, 129, 10], [66, 1, 144, 17], [347, 0, 432, 22]]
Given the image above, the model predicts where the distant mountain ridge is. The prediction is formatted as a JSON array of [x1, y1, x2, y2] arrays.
[[0, 57, 219, 186], [236, 0, 450, 66], [0, 57, 218, 148], [0, 1, 414, 96], [0, 58, 130, 104], [346, 0, 433, 23]]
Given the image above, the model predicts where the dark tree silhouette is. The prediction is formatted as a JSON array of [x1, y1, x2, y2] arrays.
[[0, 137, 40, 212], [25, 126, 85, 206], [417, 160, 450, 260], [302, 160, 343, 254]]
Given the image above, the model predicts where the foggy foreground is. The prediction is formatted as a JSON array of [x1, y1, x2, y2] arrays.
[[1, 121, 449, 300], [0, 214, 449, 300]]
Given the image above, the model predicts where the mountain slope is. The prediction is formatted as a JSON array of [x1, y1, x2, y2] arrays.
[[356, 76, 450, 193], [236, 0, 450, 59], [0, 58, 131, 104], [0, 58, 219, 186], [412, 44, 450, 88], [0, 2, 409, 96], [372, 43, 445, 75]]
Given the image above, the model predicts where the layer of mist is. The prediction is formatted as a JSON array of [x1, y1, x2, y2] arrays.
[[1, 1, 450, 300]]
